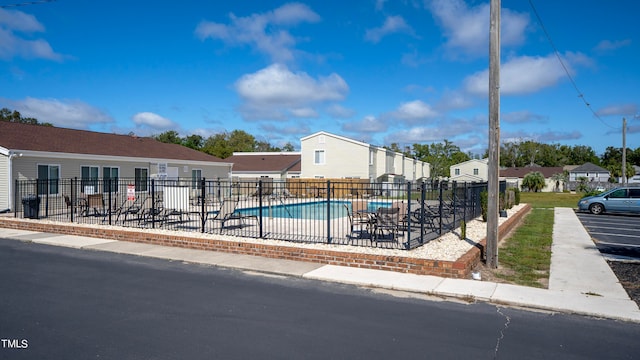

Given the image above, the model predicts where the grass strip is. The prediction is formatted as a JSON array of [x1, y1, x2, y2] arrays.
[[495, 207, 554, 288]]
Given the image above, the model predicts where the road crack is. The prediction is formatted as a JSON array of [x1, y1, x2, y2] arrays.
[[494, 306, 511, 359]]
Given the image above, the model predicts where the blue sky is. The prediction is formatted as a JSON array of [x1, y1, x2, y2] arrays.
[[1, 0, 638, 156]]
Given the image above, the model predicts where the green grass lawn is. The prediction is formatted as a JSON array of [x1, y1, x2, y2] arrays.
[[493, 191, 585, 287]]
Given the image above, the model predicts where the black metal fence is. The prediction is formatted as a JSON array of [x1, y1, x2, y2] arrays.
[[14, 178, 491, 250]]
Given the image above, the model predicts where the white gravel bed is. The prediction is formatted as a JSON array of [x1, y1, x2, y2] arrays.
[[21, 203, 527, 262]]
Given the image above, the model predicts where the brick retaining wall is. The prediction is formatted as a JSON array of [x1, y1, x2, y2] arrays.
[[0, 204, 530, 278]]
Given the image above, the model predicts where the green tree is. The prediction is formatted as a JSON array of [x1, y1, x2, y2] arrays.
[[521, 171, 546, 192], [183, 134, 204, 151], [153, 130, 182, 144], [0, 107, 51, 126], [411, 140, 470, 179], [549, 172, 566, 192]]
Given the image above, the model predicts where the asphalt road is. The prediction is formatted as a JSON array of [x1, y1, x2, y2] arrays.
[[1, 239, 640, 359], [576, 211, 640, 259]]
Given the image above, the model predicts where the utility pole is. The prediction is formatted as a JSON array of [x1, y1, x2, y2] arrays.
[[622, 117, 627, 186], [487, 0, 500, 268]]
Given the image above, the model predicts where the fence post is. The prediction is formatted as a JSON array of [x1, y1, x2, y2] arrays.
[[438, 180, 444, 235], [107, 178, 112, 225], [326, 180, 331, 244], [151, 179, 156, 229], [451, 180, 457, 229], [200, 178, 206, 233], [71, 177, 77, 222], [420, 182, 426, 241], [406, 181, 413, 245], [258, 180, 263, 238], [14, 179, 18, 218]]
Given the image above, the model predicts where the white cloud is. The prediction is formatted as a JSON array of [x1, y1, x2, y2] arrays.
[[326, 104, 355, 118], [289, 107, 318, 118], [234, 63, 349, 120], [389, 100, 438, 123], [132, 112, 177, 129], [0, 8, 43, 32], [427, 0, 529, 58], [502, 110, 548, 124], [596, 104, 638, 117], [342, 115, 387, 133], [365, 15, 415, 43], [463, 54, 568, 96], [4, 97, 113, 128], [436, 90, 474, 111], [195, 3, 320, 63], [594, 39, 631, 53], [0, 9, 64, 61]]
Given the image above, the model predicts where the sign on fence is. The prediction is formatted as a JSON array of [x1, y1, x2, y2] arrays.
[[127, 184, 136, 201]]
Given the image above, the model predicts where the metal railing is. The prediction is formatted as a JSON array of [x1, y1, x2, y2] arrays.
[[14, 178, 490, 250]]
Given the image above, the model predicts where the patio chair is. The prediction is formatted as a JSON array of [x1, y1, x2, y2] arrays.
[[208, 199, 259, 232], [344, 203, 373, 239], [112, 197, 142, 223], [372, 207, 400, 244], [137, 196, 163, 224], [64, 195, 87, 217], [86, 193, 105, 216]]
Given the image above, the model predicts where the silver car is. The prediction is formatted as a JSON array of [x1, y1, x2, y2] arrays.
[[577, 187, 640, 215]]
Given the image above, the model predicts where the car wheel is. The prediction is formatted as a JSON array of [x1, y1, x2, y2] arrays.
[[589, 203, 604, 215]]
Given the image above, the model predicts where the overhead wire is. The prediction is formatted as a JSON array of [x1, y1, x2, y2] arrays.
[[527, 0, 618, 130]]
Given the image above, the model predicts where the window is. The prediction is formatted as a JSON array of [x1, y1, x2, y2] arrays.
[[37, 164, 60, 195], [103, 167, 119, 193], [135, 168, 149, 192], [314, 150, 325, 165], [473, 168, 479, 175], [454, 168, 460, 175], [191, 169, 202, 189], [81, 166, 99, 194]]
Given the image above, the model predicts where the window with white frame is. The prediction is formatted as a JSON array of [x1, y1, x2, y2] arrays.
[[314, 150, 325, 165], [81, 166, 99, 194], [191, 169, 202, 189], [473, 168, 479, 175], [37, 164, 60, 195], [135, 168, 149, 192], [454, 168, 460, 175], [103, 166, 119, 193]]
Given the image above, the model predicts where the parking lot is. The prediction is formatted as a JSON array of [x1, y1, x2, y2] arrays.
[[576, 211, 640, 260]]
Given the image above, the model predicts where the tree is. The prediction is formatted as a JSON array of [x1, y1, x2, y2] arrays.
[[550, 172, 567, 192], [0, 107, 51, 126], [153, 130, 182, 145], [183, 134, 204, 151], [411, 140, 470, 179], [521, 171, 546, 192]]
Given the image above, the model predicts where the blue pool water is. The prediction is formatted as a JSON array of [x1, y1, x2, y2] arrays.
[[237, 201, 350, 220], [366, 201, 392, 212]]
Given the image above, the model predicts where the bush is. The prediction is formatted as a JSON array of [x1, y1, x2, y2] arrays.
[[480, 190, 488, 222], [514, 187, 520, 205]]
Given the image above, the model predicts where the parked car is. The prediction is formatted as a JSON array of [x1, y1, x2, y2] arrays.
[[577, 187, 640, 215]]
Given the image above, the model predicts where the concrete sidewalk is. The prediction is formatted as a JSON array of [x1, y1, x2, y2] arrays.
[[1, 207, 639, 322]]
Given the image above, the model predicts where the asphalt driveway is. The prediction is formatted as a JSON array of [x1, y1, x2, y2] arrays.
[[575, 211, 640, 259]]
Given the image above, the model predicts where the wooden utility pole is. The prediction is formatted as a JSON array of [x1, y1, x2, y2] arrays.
[[622, 117, 627, 186], [487, 0, 500, 268]]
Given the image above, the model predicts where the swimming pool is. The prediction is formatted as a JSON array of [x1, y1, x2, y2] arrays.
[[237, 200, 351, 220]]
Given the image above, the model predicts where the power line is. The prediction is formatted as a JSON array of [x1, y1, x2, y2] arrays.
[[0, 0, 55, 8], [528, 0, 618, 130]]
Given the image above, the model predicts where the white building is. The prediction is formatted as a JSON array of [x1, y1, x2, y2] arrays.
[[449, 158, 489, 182], [300, 131, 429, 182]]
